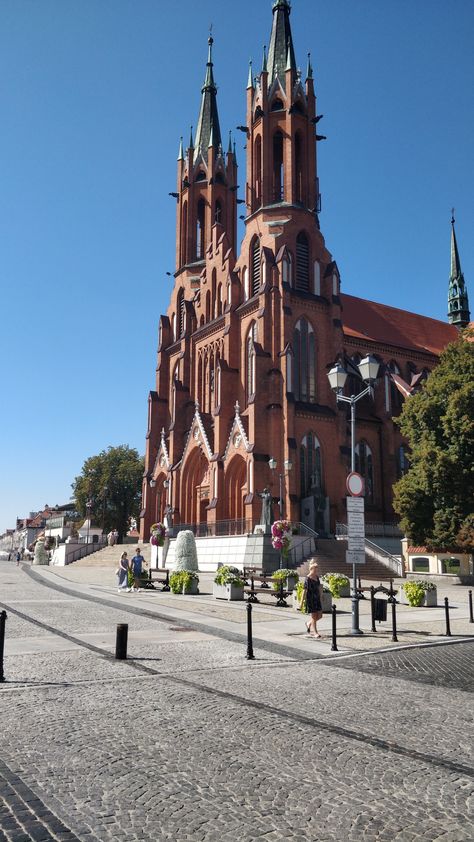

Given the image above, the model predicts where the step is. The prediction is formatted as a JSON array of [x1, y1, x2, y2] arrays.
[[71, 543, 152, 567]]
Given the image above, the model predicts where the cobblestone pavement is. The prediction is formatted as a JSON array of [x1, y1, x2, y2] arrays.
[[0, 561, 473, 842]]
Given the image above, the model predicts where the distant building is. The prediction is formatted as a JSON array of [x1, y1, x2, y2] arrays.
[[140, 0, 470, 540]]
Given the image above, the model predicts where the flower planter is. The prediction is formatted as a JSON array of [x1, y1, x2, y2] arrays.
[[292, 590, 332, 614], [213, 583, 244, 601], [183, 578, 199, 595], [286, 574, 299, 592], [400, 587, 437, 607]]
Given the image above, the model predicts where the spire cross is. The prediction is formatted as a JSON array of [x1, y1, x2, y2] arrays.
[[451, 207, 455, 225]]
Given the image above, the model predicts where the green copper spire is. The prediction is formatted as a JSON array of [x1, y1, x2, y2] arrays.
[[247, 59, 253, 89], [189, 125, 194, 149], [228, 130, 233, 154], [262, 45, 267, 73], [306, 52, 313, 80], [177, 136, 184, 161], [194, 34, 222, 161], [267, 0, 296, 91], [448, 212, 470, 328]]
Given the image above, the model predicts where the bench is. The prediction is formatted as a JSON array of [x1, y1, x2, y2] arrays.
[[244, 576, 290, 608], [243, 567, 272, 588], [144, 569, 171, 592]]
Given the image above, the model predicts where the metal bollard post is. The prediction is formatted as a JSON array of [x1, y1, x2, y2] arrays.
[[469, 590, 473, 624], [331, 604, 338, 652], [162, 569, 170, 592], [246, 602, 255, 660], [370, 586, 376, 633], [444, 597, 451, 637], [0, 610, 7, 682], [115, 623, 128, 660], [391, 599, 398, 642]]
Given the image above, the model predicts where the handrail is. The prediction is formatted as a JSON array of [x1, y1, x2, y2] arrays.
[[336, 521, 402, 539], [172, 518, 254, 538], [66, 538, 107, 565], [335, 523, 403, 577]]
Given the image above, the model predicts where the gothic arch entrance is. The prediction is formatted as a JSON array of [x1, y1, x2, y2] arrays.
[[224, 455, 247, 525], [180, 446, 210, 526]]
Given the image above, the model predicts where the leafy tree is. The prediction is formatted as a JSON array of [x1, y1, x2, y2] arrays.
[[393, 333, 474, 550], [72, 445, 144, 541]]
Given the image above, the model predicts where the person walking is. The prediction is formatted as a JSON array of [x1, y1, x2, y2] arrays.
[[117, 552, 129, 592], [131, 547, 145, 592], [301, 561, 323, 639], [16, 551, 21, 566]]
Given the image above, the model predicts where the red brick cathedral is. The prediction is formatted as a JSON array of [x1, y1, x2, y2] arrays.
[[140, 0, 469, 541]]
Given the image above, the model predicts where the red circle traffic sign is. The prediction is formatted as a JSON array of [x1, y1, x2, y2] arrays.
[[346, 472, 364, 496]]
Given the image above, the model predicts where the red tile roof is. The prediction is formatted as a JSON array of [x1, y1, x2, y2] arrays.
[[341, 293, 459, 356]]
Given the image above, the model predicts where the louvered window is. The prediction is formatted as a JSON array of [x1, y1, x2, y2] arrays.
[[296, 232, 309, 291], [251, 238, 261, 296], [300, 433, 322, 498], [293, 318, 316, 402], [178, 290, 186, 337]]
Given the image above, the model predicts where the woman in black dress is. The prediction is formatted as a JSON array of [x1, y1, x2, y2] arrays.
[[302, 561, 323, 638]]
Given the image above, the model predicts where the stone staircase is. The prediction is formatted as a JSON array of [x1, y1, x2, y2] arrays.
[[297, 537, 396, 581], [70, 543, 152, 568]]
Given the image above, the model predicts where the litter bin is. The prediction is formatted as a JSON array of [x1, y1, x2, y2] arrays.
[[374, 598, 387, 622]]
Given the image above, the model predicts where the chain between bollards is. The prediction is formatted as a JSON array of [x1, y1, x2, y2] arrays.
[[444, 597, 451, 637], [331, 604, 338, 652], [469, 590, 473, 624], [0, 610, 7, 683], [115, 623, 128, 660], [246, 601, 255, 660]]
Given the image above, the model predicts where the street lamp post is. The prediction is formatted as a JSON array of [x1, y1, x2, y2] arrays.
[[268, 457, 293, 568], [85, 499, 93, 544], [327, 354, 380, 636]]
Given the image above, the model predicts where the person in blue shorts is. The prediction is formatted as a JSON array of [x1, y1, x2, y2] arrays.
[[131, 547, 145, 591]]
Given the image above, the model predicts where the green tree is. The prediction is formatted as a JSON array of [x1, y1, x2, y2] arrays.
[[393, 333, 474, 550], [72, 445, 144, 541]]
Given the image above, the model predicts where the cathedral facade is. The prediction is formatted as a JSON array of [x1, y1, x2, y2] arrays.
[[140, 0, 469, 542]]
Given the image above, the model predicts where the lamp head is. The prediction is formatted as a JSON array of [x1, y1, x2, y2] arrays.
[[268, 457, 277, 470], [149, 479, 156, 488], [358, 354, 380, 384], [327, 362, 348, 392]]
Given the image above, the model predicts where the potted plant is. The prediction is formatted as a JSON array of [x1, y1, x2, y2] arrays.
[[171, 529, 199, 594], [401, 579, 437, 607], [293, 581, 332, 614], [272, 568, 299, 593], [321, 573, 350, 599], [213, 566, 245, 600], [271, 519, 292, 561]]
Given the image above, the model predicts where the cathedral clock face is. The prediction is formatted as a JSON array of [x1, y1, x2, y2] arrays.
[[233, 432, 242, 448]]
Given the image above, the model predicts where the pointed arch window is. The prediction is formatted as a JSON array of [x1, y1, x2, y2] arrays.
[[250, 238, 261, 297], [246, 322, 258, 402], [293, 318, 316, 402], [273, 131, 284, 202], [281, 252, 293, 286], [300, 432, 322, 498], [180, 201, 188, 267], [296, 232, 310, 291], [295, 132, 304, 204], [177, 290, 185, 338], [196, 198, 206, 259], [355, 441, 374, 503], [215, 200, 223, 224], [397, 445, 409, 479], [254, 135, 262, 209]]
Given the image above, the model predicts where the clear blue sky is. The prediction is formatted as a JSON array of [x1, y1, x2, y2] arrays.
[[1, 0, 473, 533]]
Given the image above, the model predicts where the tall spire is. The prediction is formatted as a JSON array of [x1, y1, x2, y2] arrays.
[[194, 33, 222, 160], [267, 0, 296, 91], [448, 211, 470, 328]]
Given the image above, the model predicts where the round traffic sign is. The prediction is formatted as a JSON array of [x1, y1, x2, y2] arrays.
[[346, 472, 364, 496]]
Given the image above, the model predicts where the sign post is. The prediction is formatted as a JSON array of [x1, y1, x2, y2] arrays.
[[345, 474, 365, 635]]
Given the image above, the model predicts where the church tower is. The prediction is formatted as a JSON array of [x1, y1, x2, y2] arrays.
[[448, 213, 470, 329]]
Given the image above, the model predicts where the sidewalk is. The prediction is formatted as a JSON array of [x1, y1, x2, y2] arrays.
[[26, 564, 474, 658]]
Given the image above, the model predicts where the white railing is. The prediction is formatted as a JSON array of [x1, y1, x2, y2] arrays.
[[335, 523, 403, 577]]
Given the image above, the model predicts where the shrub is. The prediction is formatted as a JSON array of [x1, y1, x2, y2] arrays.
[[174, 530, 199, 573], [321, 573, 349, 599], [170, 570, 199, 594], [402, 579, 436, 606], [214, 565, 244, 587]]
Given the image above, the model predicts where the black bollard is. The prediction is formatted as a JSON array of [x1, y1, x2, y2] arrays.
[[331, 604, 338, 652], [162, 569, 170, 592], [370, 586, 376, 633], [444, 597, 451, 637], [0, 610, 7, 682], [246, 602, 255, 660], [469, 590, 473, 624], [115, 623, 128, 660], [391, 599, 398, 642]]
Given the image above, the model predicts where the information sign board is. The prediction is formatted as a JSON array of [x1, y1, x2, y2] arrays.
[[347, 536, 365, 551], [346, 550, 366, 565], [346, 496, 364, 512]]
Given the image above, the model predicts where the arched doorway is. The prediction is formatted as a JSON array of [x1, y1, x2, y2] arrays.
[[180, 446, 210, 526], [224, 455, 247, 526]]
